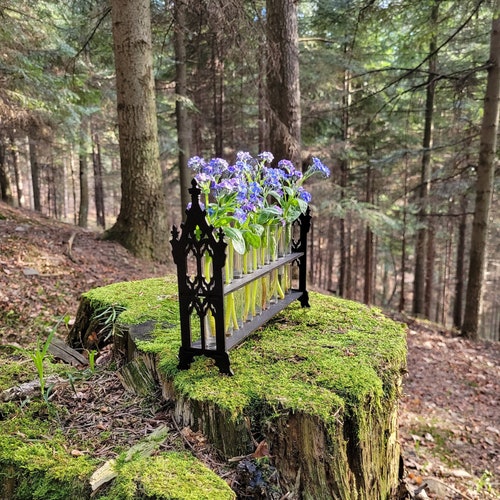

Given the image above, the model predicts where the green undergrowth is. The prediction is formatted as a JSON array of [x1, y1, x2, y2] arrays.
[[0, 331, 235, 499], [0, 392, 234, 499], [100, 452, 235, 500], [0, 349, 96, 499], [84, 276, 407, 427], [0, 398, 97, 499]]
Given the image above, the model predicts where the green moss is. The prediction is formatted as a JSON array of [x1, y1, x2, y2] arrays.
[[0, 349, 36, 391], [0, 342, 236, 500], [84, 276, 407, 431], [83, 276, 179, 326], [98, 452, 235, 500], [0, 400, 97, 499]]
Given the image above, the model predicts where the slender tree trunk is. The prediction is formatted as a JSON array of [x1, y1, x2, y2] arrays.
[[453, 200, 468, 329], [9, 135, 23, 207], [354, 232, 361, 300], [106, 0, 168, 261], [78, 119, 89, 228], [52, 156, 64, 220], [364, 164, 374, 305], [399, 155, 409, 312], [69, 144, 78, 225], [0, 138, 13, 205], [46, 162, 53, 217], [462, 1, 500, 339], [442, 222, 453, 325], [424, 221, 435, 318], [413, 0, 439, 317], [92, 130, 106, 228], [266, 0, 301, 166], [258, 35, 268, 153], [212, 33, 224, 157], [338, 61, 351, 298], [28, 136, 41, 212], [327, 219, 335, 293], [173, 0, 192, 217], [346, 222, 353, 299], [339, 216, 347, 297]]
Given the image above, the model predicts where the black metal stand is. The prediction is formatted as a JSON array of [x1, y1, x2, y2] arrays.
[[171, 179, 311, 375]]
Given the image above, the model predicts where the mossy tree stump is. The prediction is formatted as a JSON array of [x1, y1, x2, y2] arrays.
[[68, 276, 407, 499]]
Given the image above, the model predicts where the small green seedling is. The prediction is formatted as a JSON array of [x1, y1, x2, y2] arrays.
[[87, 350, 97, 373], [25, 315, 70, 402], [476, 470, 493, 494]]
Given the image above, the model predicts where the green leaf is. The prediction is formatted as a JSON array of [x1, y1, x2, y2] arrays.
[[249, 223, 264, 236], [285, 206, 302, 223], [256, 206, 283, 224], [297, 198, 308, 215], [224, 226, 246, 254], [243, 229, 261, 249]]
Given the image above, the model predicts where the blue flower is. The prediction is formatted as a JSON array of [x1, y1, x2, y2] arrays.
[[236, 151, 253, 163], [188, 156, 206, 171], [248, 181, 263, 202], [298, 187, 312, 203], [208, 158, 229, 175], [234, 207, 248, 224], [277, 159, 294, 174], [309, 157, 330, 178], [186, 151, 329, 241], [258, 151, 274, 164]]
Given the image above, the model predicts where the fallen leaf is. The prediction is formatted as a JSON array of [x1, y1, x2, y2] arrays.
[[252, 440, 269, 459]]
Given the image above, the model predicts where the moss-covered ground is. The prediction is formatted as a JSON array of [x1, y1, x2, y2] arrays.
[[0, 299, 236, 500]]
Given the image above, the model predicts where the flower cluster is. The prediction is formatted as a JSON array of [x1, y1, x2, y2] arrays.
[[188, 151, 330, 254]]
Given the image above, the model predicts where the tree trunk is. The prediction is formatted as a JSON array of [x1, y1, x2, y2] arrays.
[[424, 221, 435, 319], [92, 129, 106, 229], [78, 119, 89, 228], [413, 0, 439, 317], [106, 0, 169, 262], [28, 136, 41, 212], [47, 161, 56, 218], [338, 61, 351, 299], [0, 138, 13, 205], [266, 0, 301, 166], [346, 220, 353, 299], [453, 200, 468, 329], [52, 155, 65, 220], [399, 156, 409, 312], [9, 135, 23, 207], [462, 1, 500, 339], [212, 32, 224, 157], [258, 35, 268, 153], [364, 164, 374, 305], [327, 219, 335, 293], [173, 0, 192, 217]]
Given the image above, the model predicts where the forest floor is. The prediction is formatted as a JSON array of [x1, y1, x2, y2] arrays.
[[0, 201, 498, 500]]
